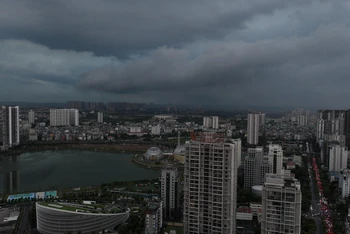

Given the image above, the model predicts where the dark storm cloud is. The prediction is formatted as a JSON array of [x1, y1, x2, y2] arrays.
[[1, 0, 350, 107], [0, 0, 310, 56], [78, 23, 350, 106]]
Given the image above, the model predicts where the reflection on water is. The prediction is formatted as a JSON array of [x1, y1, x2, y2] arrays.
[[0, 151, 160, 194], [2, 155, 20, 194]]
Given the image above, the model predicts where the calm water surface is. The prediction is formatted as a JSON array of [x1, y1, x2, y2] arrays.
[[0, 150, 160, 194]]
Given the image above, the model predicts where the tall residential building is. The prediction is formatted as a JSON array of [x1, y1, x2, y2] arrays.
[[161, 166, 179, 219], [317, 110, 346, 145], [203, 116, 219, 129], [50, 109, 79, 126], [268, 144, 284, 176], [0, 106, 20, 150], [184, 133, 238, 234], [296, 115, 308, 126], [329, 145, 348, 172], [247, 112, 265, 145], [211, 116, 219, 129], [261, 174, 302, 234], [28, 110, 35, 124], [345, 109, 350, 148], [340, 169, 350, 198], [232, 138, 242, 168], [97, 112, 103, 123], [244, 147, 270, 188], [145, 201, 163, 234]]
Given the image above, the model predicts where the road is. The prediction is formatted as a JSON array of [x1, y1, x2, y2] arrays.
[[18, 205, 30, 234], [306, 142, 323, 234], [308, 162, 323, 234]]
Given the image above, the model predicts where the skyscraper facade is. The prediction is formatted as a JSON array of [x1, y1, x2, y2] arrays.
[[145, 201, 163, 234], [296, 115, 308, 126], [184, 133, 238, 234], [50, 109, 79, 126], [261, 174, 302, 234], [28, 110, 35, 124], [161, 166, 179, 219], [244, 147, 271, 188], [340, 169, 350, 198], [268, 144, 284, 176], [247, 112, 265, 145], [203, 116, 219, 129], [0, 106, 20, 150], [97, 112, 103, 123], [328, 145, 348, 172], [232, 138, 242, 168], [317, 110, 346, 145]]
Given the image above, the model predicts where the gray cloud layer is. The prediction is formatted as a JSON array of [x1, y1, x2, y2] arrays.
[[0, 0, 349, 107]]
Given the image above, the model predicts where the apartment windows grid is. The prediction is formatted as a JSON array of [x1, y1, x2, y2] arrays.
[[261, 174, 302, 234], [50, 109, 79, 126], [161, 166, 179, 219], [184, 136, 237, 234]]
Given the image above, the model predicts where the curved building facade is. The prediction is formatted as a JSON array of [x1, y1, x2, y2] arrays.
[[36, 202, 130, 234], [144, 147, 164, 161]]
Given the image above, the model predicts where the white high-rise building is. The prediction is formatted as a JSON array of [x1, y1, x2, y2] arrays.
[[184, 133, 238, 234], [203, 116, 219, 129], [28, 110, 35, 124], [296, 115, 308, 126], [247, 112, 265, 145], [329, 145, 348, 172], [151, 126, 161, 135], [50, 109, 79, 126], [211, 116, 219, 129], [232, 138, 242, 168], [268, 144, 284, 176], [0, 106, 20, 150], [340, 169, 350, 198], [244, 147, 271, 188], [203, 117, 212, 128], [97, 112, 103, 123], [161, 166, 179, 219], [261, 174, 302, 234], [145, 201, 163, 234]]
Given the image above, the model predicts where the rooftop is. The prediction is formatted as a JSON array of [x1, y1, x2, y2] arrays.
[[38, 202, 124, 214]]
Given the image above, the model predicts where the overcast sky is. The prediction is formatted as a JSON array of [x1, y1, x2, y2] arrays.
[[0, 0, 349, 108]]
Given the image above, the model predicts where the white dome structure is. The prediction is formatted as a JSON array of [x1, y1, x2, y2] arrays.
[[173, 145, 186, 163], [144, 147, 164, 161]]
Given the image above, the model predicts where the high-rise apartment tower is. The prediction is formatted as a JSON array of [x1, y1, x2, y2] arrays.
[[184, 133, 238, 234], [247, 112, 265, 145], [161, 166, 179, 219], [0, 106, 20, 150], [28, 110, 35, 124], [261, 174, 302, 234]]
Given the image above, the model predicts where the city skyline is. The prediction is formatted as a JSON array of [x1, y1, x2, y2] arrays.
[[1, 1, 350, 108]]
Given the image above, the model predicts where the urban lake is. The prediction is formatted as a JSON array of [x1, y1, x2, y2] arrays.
[[0, 150, 160, 194]]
